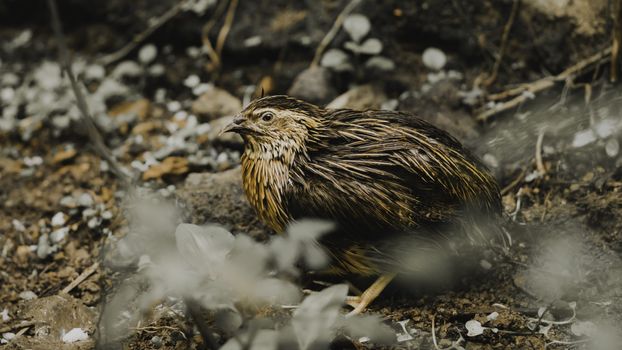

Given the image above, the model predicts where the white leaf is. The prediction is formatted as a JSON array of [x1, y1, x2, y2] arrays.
[[320, 49, 352, 71], [292, 284, 348, 350], [343, 14, 371, 42], [344, 38, 383, 55], [365, 56, 395, 70], [175, 223, 234, 275], [465, 320, 484, 337]]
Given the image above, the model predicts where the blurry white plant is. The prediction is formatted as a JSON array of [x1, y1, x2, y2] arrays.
[[101, 196, 396, 348], [321, 13, 395, 73]]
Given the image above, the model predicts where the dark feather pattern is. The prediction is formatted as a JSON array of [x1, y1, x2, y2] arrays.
[[233, 95, 503, 276]]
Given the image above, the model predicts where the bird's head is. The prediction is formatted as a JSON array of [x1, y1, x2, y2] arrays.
[[221, 95, 323, 161]]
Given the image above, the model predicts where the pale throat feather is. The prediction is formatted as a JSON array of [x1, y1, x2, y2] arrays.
[[241, 138, 304, 233]]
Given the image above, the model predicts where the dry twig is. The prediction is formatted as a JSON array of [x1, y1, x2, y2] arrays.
[[0, 321, 37, 334], [98, 1, 187, 66], [535, 128, 546, 175], [203, 0, 239, 73], [500, 168, 526, 196], [61, 262, 100, 294], [611, 0, 622, 82], [48, 0, 133, 186], [477, 47, 611, 121], [310, 0, 362, 67], [481, 0, 521, 87]]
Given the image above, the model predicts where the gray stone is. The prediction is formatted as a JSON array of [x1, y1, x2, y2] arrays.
[[192, 87, 242, 121], [288, 67, 337, 105], [207, 116, 244, 147], [176, 167, 270, 239]]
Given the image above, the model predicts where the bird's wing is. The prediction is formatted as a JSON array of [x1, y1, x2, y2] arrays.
[[286, 109, 500, 234]]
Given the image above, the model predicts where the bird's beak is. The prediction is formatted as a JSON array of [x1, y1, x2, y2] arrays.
[[220, 114, 247, 135]]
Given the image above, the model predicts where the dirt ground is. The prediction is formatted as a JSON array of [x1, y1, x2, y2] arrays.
[[1, 1, 621, 349]]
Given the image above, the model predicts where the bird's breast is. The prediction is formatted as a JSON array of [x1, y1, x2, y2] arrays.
[[240, 153, 292, 233]]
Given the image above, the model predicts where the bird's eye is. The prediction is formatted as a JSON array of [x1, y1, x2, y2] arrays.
[[261, 112, 274, 122]]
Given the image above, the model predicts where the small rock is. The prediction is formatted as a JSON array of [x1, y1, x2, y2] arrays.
[[605, 138, 619, 158], [77, 193, 94, 207], [50, 227, 69, 243], [206, 116, 244, 146], [422, 47, 447, 71], [184, 74, 201, 88], [11, 294, 96, 349], [326, 85, 387, 110], [176, 168, 269, 238], [288, 66, 337, 105], [1, 308, 9, 322], [151, 335, 163, 348], [37, 234, 56, 259], [12, 219, 26, 232], [191, 87, 242, 120], [62, 328, 89, 343], [51, 212, 67, 227], [19, 290, 38, 301], [138, 44, 158, 64]]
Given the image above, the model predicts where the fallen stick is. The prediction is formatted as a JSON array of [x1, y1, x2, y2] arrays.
[[481, 0, 521, 87], [48, 0, 134, 186], [477, 47, 612, 122], [310, 0, 362, 68], [61, 262, 100, 294], [98, 1, 187, 66]]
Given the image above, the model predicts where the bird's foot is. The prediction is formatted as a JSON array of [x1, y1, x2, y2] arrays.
[[345, 273, 396, 318]]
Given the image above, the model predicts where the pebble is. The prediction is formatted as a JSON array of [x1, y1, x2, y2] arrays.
[[18, 290, 37, 300], [138, 44, 158, 64], [78, 193, 94, 207], [605, 138, 619, 158], [36, 234, 55, 259], [12, 219, 25, 232], [191, 86, 242, 120], [422, 47, 447, 71], [62, 328, 89, 343], [151, 335, 163, 348], [23, 156, 43, 167], [50, 227, 69, 243], [51, 212, 67, 227], [288, 66, 337, 104], [184, 74, 200, 88], [0, 308, 9, 322]]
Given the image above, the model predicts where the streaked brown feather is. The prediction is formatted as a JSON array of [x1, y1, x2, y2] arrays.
[[236, 95, 503, 276]]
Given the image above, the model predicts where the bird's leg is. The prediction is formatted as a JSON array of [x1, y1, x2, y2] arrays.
[[345, 273, 396, 318]]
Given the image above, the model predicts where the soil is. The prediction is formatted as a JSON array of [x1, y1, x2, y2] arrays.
[[1, 1, 621, 349]]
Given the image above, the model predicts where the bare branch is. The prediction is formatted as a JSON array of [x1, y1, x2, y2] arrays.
[[98, 1, 187, 66], [47, 0, 133, 186], [310, 0, 362, 68]]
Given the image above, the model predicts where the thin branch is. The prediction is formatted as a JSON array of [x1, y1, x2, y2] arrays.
[[310, 0, 362, 68], [611, 0, 622, 82], [477, 47, 611, 121], [481, 0, 521, 87], [61, 262, 100, 294], [535, 128, 546, 175], [201, 0, 230, 70], [0, 321, 37, 334], [215, 0, 238, 58], [48, 0, 133, 186], [98, 1, 187, 66]]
